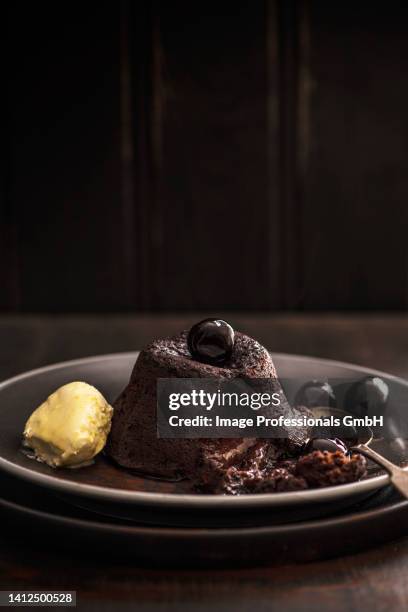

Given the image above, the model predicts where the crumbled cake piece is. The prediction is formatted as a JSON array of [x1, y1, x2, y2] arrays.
[[197, 449, 367, 495], [295, 450, 367, 487]]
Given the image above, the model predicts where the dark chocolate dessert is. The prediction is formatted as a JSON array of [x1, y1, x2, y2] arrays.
[[106, 320, 367, 493], [216, 450, 367, 495]]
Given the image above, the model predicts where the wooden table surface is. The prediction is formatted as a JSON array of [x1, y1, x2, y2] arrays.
[[1, 313, 408, 612]]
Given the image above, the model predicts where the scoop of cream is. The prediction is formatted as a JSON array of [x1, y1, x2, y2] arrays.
[[23, 381, 113, 468]]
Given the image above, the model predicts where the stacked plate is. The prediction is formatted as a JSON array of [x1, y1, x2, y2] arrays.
[[0, 353, 407, 567]]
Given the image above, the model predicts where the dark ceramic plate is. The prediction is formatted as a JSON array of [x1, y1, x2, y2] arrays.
[[0, 353, 407, 527], [0, 468, 407, 567]]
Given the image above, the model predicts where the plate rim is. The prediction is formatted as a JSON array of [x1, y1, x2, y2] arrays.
[[0, 350, 404, 508], [1, 484, 407, 538]]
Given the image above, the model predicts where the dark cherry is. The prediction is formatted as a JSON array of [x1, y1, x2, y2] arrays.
[[304, 437, 348, 454], [345, 376, 389, 418], [295, 380, 336, 408], [187, 319, 235, 366]]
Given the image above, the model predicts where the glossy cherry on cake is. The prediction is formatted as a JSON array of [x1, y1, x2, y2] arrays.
[[187, 318, 235, 366]]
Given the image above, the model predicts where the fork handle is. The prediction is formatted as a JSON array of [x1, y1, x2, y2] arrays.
[[352, 443, 408, 499]]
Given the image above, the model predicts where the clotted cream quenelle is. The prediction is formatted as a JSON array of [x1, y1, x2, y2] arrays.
[[23, 381, 113, 468]]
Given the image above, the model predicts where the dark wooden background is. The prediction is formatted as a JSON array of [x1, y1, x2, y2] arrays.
[[3, 0, 408, 312]]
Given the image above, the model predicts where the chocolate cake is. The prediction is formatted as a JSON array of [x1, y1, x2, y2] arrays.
[[216, 450, 367, 495], [107, 329, 311, 482], [107, 321, 367, 493]]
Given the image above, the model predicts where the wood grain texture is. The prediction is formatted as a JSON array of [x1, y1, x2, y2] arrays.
[[277, 0, 302, 309], [3, 1, 408, 312], [1, 312, 408, 379], [6, 2, 126, 311], [299, 1, 408, 309], [1, 25, 20, 311], [0, 527, 408, 612], [3, 538, 408, 611], [146, 1, 276, 310]]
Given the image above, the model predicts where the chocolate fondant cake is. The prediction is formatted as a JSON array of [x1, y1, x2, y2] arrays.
[[107, 330, 309, 482], [107, 322, 367, 493]]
